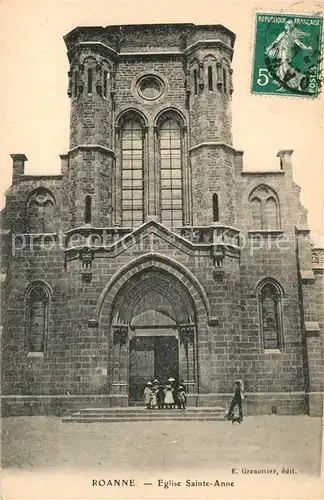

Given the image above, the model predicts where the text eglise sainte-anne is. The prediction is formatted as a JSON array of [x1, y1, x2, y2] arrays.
[[91, 478, 235, 488]]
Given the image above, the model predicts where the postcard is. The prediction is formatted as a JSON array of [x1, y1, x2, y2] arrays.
[[1, 1, 323, 499]]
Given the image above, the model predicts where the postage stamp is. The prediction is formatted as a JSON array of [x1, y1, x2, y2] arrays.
[[251, 13, 323, 97]]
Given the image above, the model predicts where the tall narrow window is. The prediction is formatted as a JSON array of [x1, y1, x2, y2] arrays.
[[26, 285, 49, 353], [208, 66, 213, 91], [103, 70, 108, 98], [87, 68, 93, 95], [265, 197, 278, 230], [27, 189, 55, 233], [160, 119, 183, 228], [85, 195, 92, 224], [43, 201, 54, 232], [223, 68, 227, 93], [74, 71, 78, 97], [258, 281, 283, 350], [250, 197, 262, 229], [193, 69, 198, 95], [213, 193, 219, 222], [121, 120, 144, 227]]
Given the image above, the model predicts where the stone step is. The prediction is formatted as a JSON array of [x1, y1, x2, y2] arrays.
[[72, 412, 224, 419], [80, 406, 224, 413], [62, 415, 226, 423], [62, 406, 226, 423]]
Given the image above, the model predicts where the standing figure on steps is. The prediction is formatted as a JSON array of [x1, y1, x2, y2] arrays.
[[225, 379, 244, 423], [177, 384, 187, 409], [143, 381, 153, 409], [156, 383, 165, 409], [164, 384, 174, 409]]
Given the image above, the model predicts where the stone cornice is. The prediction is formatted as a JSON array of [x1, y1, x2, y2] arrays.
[[67, 41, 118, 61], [184, 39, 234, 58], [241, 170, 285, 176], [20, 175, 63, 181], [67, 40, 233, 60], [119, 50, 182, 58], [189, 142, 235, 154], [68, 145, 116, 157], [64, 23, 236, 51], [11, 154, 28, 162]]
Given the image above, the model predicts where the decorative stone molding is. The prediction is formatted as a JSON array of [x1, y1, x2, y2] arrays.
[[216, 61, 222, 88], [212, 245, 225, 280], [198, 61, 204, 89], [213, 268, 225, 281], [88, 318, 99, 328], [80, 247, 93, 283], [208, 317, 219, 326], [179, 324, 195, 345], [95, 78, 103, 95], [180, 227, 213, 244], [112, 325, 128, 345], [300, 270, 315, 284], [305, 321, 321, 337], [311, 249, 324, 269]]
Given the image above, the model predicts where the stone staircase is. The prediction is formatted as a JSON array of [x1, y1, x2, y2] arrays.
[[62, 406, 226, 423]]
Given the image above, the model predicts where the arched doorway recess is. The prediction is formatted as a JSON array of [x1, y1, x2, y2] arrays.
[[104, 267, 198, 404]]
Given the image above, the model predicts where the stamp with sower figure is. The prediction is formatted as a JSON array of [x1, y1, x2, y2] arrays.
[[251, 13, 323, 97]]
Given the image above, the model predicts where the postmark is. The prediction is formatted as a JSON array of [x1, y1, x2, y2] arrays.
[[251, 13, 323, 97]]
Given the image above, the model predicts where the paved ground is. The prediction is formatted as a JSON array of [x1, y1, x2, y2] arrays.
[[1, 415, 322, 475]]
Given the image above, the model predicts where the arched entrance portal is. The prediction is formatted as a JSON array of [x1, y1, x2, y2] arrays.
[[109, 269, 197, 404]]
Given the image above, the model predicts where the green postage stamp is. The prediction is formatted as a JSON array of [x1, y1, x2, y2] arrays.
[[251, 13, 323, 97]]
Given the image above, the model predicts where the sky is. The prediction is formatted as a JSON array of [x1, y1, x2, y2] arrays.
[[1, 0, 323, 241]]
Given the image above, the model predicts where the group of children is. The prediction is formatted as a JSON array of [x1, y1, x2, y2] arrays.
[[143, 377, 245, 421], [143, 378, 187, 409]]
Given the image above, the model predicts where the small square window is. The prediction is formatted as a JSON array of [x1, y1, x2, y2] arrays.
[[122, 211, 132, 221], [172, 179, 182, 189], [161, 170, 172, 179], [161, 179, 171, 188], [133, 170, 143, 180], [171, 169, 182, 179]]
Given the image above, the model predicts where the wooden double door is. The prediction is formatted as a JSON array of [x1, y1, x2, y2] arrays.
[[129, 335, 179, 403]]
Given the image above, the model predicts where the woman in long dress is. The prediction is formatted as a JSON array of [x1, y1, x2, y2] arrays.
[[265, 20, 312, 90]]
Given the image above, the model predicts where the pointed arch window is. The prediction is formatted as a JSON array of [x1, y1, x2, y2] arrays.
[[159, 119, 183, 228], [121, 119, 144, 227], [249, 186, 280, 230], [27, 189, 55, 233], [258, 281, 283, 350], [25, 284, 50, 354]]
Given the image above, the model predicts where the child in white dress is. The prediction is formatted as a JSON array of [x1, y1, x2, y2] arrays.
[[164, 384, 174, 409], [143, 382, 153, 409]]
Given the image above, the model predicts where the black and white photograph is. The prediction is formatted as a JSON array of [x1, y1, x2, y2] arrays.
[[1, 1, 323, 499]]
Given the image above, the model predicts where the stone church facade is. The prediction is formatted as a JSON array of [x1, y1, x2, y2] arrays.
[[1, 24, 323, 416]]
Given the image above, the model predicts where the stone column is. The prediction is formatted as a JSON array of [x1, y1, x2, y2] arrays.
[[179, 325, 196, 394], [111, 326, 129, 401]]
